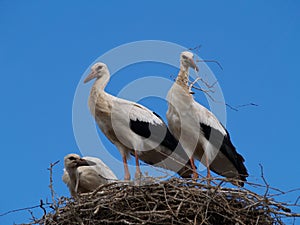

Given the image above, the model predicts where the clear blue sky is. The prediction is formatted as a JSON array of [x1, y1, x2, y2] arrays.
[[1, 1, 299, 224]]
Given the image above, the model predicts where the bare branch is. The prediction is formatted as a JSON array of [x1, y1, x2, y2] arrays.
[[259, 163, 270, 198], [236, 103, 259, 108], [0, 204, 49, 217], [188, 45, 202, 52], [196, 59, 224, 71], [47, 160, 60, 208], [189, 77, 258, 112], [39, 200, 47, 218]]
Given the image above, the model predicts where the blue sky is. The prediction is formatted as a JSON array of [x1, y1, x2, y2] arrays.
[[1, 1, 300, 224]]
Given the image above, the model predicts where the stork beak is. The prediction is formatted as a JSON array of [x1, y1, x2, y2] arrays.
[[75, 158, 90, 167], [84, 70, 97, 83], [75, 158, 97, 167], [189, 59, 199, 72]]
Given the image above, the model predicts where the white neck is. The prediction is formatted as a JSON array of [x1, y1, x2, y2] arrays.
[[66, 168, 77, 185], [89, 70, 110, 102], [180, 61, 189, 73], [92, 70, 110, 91], [88, 70, 111, 116], [175, 62, 190, 89]]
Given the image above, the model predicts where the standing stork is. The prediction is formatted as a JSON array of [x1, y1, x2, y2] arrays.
[[167, 51, 248, 186], [84, 62, 194, 180], [62, 153, 117, 197]]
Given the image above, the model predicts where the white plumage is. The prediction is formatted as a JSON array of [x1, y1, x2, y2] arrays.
[[62, 153, 117, 197], [84, 62, 194, 180], [167, 51, 248, 186]]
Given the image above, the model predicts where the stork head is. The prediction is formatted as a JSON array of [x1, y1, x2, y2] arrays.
[[84, 62, 109, 83], [64, 153, 90, 169], [180, 51, 199, 72]]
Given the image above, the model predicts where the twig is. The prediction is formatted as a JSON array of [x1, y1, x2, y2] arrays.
[[196, 59, 224, 71], [28, 210, 37, 223], [295, 196, 300, 205], [47, 160, 60, 208], [236, 103, 259, 108], [189, 75, 258, 112], [188, 45, 202, 52], [259, 164, 270, 198], [39, 200, 47, 218], [0, 204, 50, 217], [187, 45, 223, 70]]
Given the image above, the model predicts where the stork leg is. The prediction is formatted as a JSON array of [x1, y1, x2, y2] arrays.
[[205, 154, 211, 185], [122, 155, 130, 181], [134, 150, 142, 179], [190, 157, 198, 179]]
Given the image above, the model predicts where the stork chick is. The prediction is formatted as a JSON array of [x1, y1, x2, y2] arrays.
[[62, 153, 117, 197]]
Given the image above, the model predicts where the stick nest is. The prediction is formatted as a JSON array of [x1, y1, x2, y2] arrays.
[[27, 177, 300, 225]]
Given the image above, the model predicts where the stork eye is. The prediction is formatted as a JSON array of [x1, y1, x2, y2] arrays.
[[182, 55, 188, 59], [97, 66, 103, 70]]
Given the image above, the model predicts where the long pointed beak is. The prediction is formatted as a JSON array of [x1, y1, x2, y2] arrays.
[[75, 158, 90, 167], [75, 158, 97, 167], [189, 59, 199, 72], [84, 70, 97, 83]]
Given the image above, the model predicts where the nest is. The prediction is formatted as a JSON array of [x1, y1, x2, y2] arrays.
[[27, 177, 300, 225]]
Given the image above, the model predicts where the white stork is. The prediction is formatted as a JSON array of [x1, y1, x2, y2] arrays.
[[84, 62, 194, 180], [167, 51, 248, 186], [62, 153, 117, 197]]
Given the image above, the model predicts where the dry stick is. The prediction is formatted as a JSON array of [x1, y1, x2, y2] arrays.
[[0, 204, 50, 217], [269, 187, 300, 198], [190, 77, 258, 112], [192, 83, 239, 112], [188, 45, 223, 71], [28, 210, 37, 223], [47, 160, 60, 208], [243, 180, 297, 197], [189, 76, 218, 90], [189, 77, 201, 94], [188, 61, 258, 112], [188, 45, 202, 52], [236, 103, 259, 108], [196, 59, 224, 71], [259, 163, 270, 198], [189, 77, 233, 111], [39, 200, 47, 218], [295, 196, 300, 205]]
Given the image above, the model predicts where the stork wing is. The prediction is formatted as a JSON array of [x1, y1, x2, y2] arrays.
[[200, 122, 248, 181], [129, 111, 180, 151], [115, 99, 194, 178], [83, 156, 118, 181], [193, 102, 248, 181], [193, 102, 227, 135], [115, 98, 179, 151], [111, 97, 163, 125], [128, 108, 195, 178]]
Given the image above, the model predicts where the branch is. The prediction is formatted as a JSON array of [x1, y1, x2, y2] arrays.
[[188, 45, 202, 52], [189, 77, 258, 112], [196, 59, 223, 70], [259, 163, 270, 198], [47, 160, 60, 208], [0, 204, 50, 217]]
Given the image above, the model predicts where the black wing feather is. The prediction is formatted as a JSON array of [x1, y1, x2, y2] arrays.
[[130, 112, 179, 151], [129, 111, 194, 178], [200, 122, 248, 180]]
